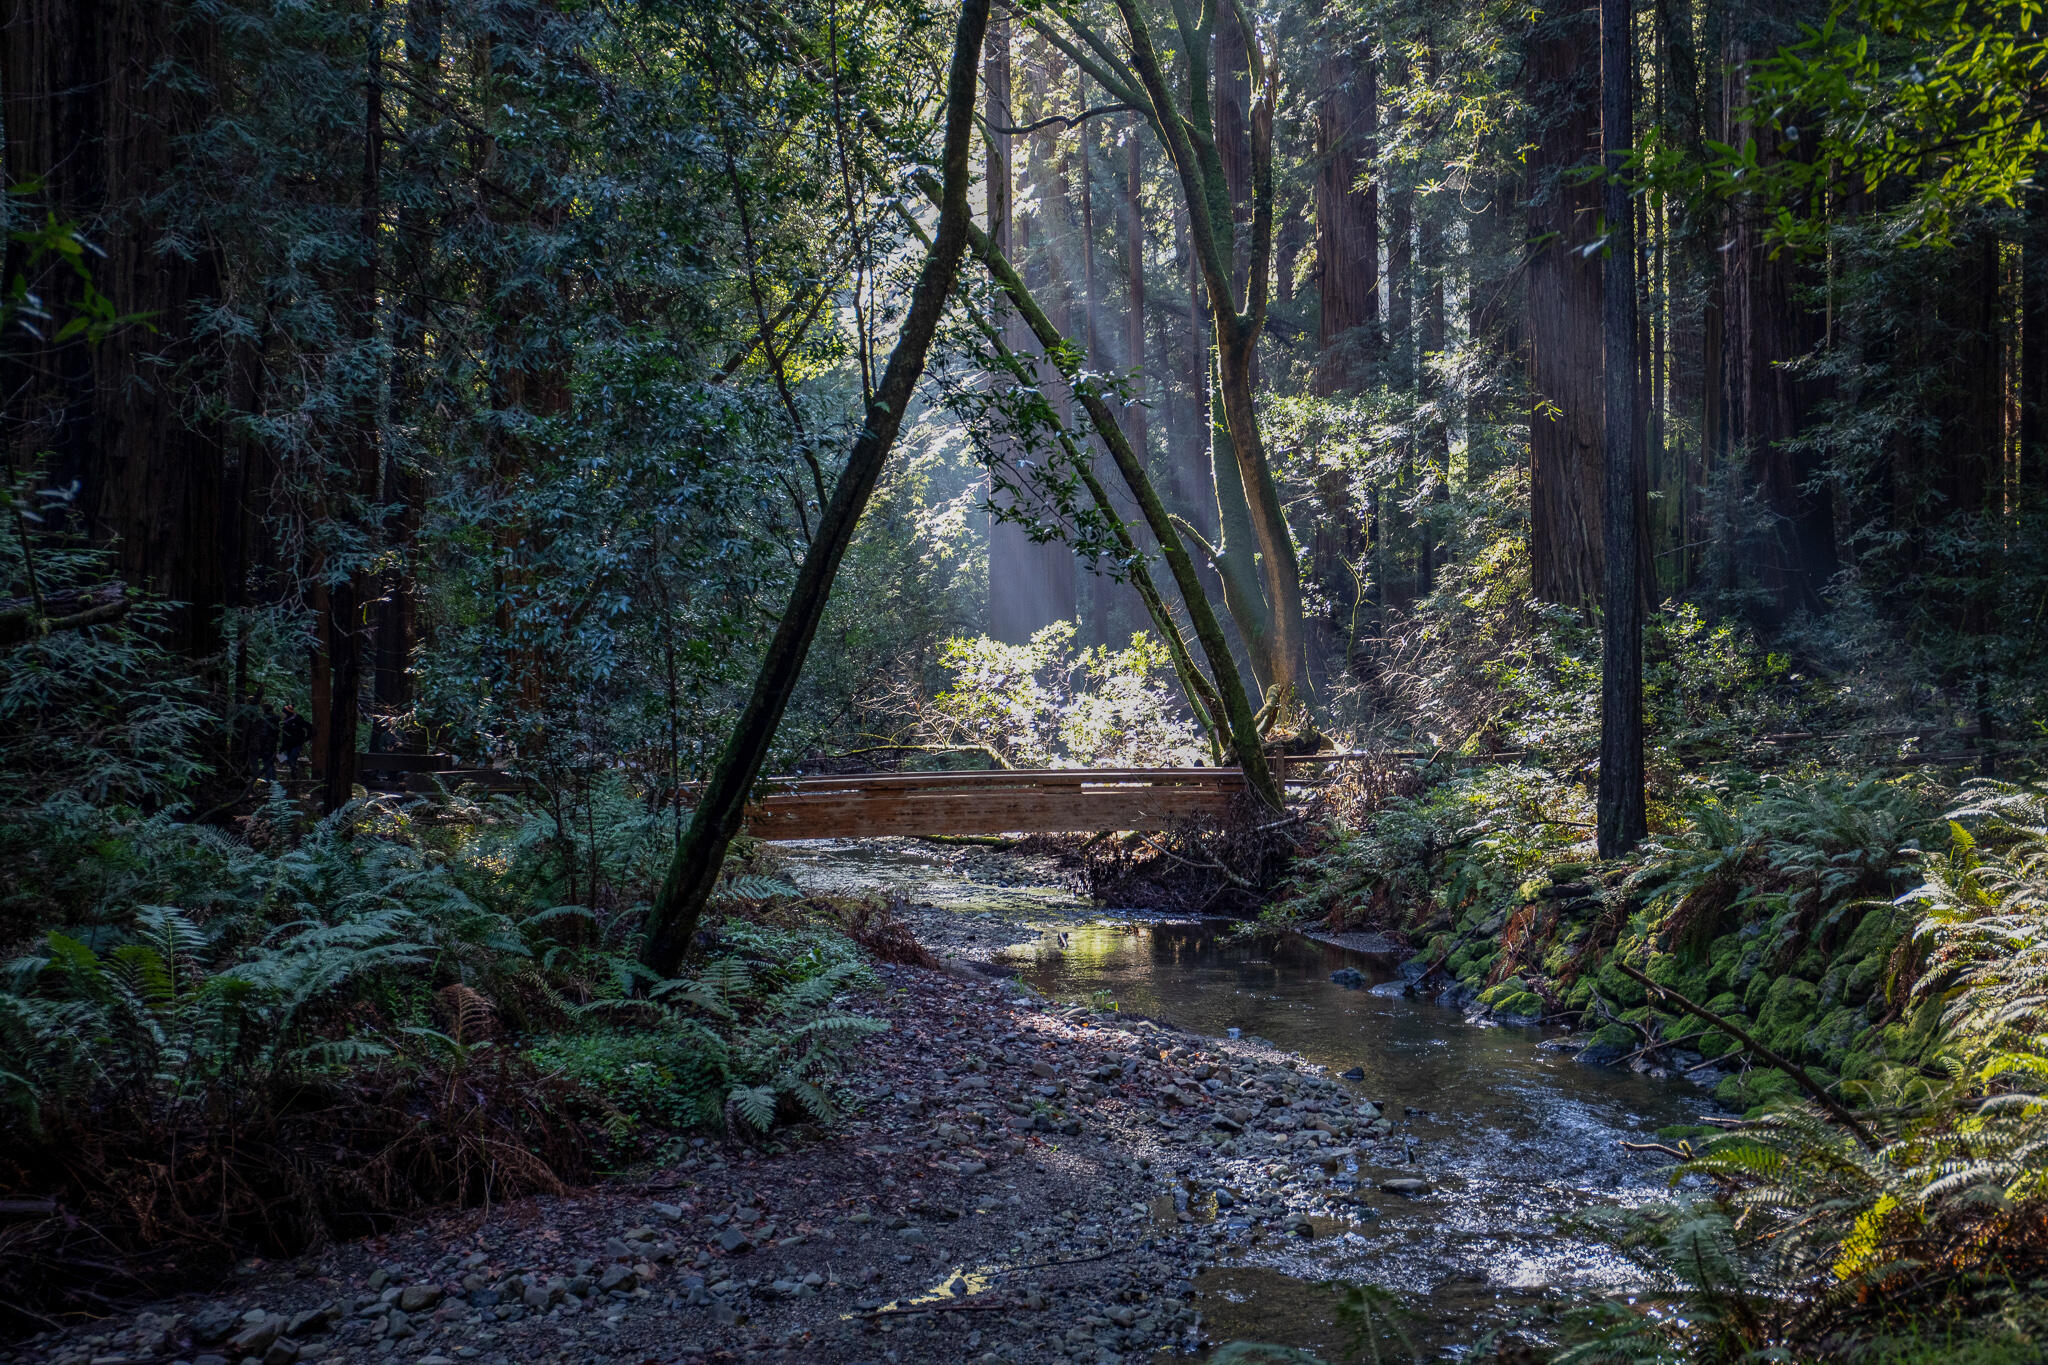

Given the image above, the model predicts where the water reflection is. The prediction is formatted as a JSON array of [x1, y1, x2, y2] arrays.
[[1012, 923, 1705, 1315]]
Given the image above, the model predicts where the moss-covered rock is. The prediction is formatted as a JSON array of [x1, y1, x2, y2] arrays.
[[1844, 951, 1887, 1005], [1801, 1005, 1866, 1068], [1756, 976, 1820, 1054], [1577, 1022, 1637, 1066], [1595, 958, 1648, 1007], [1743, 966, 1776, 1015], [1840, 903, 1904, 963], [1704, 990, 1745, 1020], [1715, 1066, 1799, 1112], [1478, 979, 1545, 1021], [1706, 934, 1747, 995], [1695, 1028, 1738, 1059], [1644, 952, 1685, 987]]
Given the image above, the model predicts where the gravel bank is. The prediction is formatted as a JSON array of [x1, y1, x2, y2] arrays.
[[11, 844, 1431, 1365]]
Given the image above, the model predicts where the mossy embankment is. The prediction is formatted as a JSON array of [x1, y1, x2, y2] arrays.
[[1285, 773, 1950, 1115]]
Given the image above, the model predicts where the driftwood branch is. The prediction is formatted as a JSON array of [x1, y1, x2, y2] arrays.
[[1614, 961, 1880, 1151]]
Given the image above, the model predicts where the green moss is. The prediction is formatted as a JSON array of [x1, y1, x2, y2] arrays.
[[1743, 968, 1776, 1015], [1757, 976, 1821, 1054], [1485, 989, 1544, 1019], [1801, 1005, 1866, 1068], [1845, 952, 1886, 1004], [1588, 1022, 1635, 1050], [1867, 1336, 2046, 1365], [1715, 1067, 1799, 1113], [1706, 934, 1746, 993], [1595, 959, 1647, 1007], [1695, 1028, 1738, 1059], [1841, 903, 1905, 962]]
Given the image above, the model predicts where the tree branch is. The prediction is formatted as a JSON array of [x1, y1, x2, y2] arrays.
[[1613, 961, 1880, 1151], [986, 102, 1137, 136]]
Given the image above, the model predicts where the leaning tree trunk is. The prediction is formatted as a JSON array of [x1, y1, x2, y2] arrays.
[[1596, 0, 1646, 857], [640, 0, 992, 977], [933, 193, 1282, 810]]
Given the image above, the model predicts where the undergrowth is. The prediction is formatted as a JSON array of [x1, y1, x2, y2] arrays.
[[0, 780, 905, 1332]]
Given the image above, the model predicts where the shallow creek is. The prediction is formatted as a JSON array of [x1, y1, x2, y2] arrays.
[[782, 839, 1711, 1357]]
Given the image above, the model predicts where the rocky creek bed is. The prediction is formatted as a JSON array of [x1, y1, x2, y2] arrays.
[[10, 839, 1719, 1365]]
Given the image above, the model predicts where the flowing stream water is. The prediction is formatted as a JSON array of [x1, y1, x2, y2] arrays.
[[782, 840, 1712, 1357]]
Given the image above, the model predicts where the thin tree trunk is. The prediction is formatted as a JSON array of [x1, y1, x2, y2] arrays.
[[324, 0, 386, 813], [2021, 184, 2047, 494], [1597, 0, 1645, 857], [641, 0, 992, 977], [1125, 132, 1149, 465]]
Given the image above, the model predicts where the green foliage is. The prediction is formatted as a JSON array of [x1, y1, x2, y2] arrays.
[[1735, 1, 2048, 249], [0, 905, 423, 1131], [1558, 781, 2048, 1360], [920, 622, 1205, 768], [0, 482, 213, 812], [549, 931, 884, 1134]]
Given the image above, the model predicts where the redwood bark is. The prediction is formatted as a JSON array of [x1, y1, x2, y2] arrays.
[[1314, 41, 1379, 395], [2026, 184, 2048, 495], [1597, 0, 1645, 856], [0, 0, 229, 657], [1525, 1, 1605, 609], [1720, 35, 1834, 621]]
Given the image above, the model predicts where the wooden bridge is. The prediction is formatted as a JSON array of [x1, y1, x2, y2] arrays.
[[353, 753, 1399, 838], [739, 766, 1258, 839], [356, 754, 1308, 837]]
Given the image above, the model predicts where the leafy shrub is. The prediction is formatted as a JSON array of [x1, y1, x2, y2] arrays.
[[552, 940, 885, 1134], [921, 622, 1204, 767]]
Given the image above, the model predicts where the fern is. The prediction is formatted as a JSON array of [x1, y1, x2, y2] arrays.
[[717, 875, 801, 903]]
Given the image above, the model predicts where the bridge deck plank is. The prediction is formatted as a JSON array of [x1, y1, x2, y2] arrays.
[[742, 766, 1250, 839]]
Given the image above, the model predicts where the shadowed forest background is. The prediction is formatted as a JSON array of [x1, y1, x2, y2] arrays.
[[5, 0, 2048, 1360]]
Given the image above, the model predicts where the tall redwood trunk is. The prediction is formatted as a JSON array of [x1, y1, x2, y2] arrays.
[[1525, 1, 1605, 609], [2025, 184, 2048, 495], [1314, 40, 1379, 394], [0, 0, 229, 658], [323, 0, 387, 813], [1597, 0, 1645, 856], [988, 24, 1077, 639], [1721, 34, 1834, 622]]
